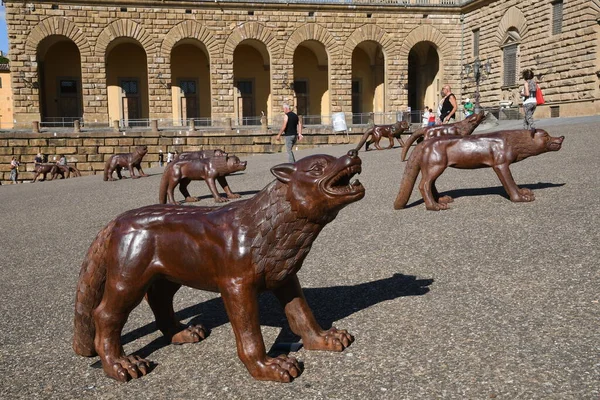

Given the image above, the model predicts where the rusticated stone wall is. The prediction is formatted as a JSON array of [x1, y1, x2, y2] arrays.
[[0, 127, 367, 184]]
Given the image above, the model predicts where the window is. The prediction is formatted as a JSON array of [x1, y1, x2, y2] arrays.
[[503, 44, 518, 87], [473, 29, 480, 57], [552, 1, 563, 35], [501, 29, 521, 87], [60, 79, 78, 95]]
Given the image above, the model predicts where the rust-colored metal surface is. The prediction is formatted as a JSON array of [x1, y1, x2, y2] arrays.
[[158, 155, 247, 204], [401, 111, 485, 162], [103, 146, 148, 181], [31, 163, 58, 182], [73, 150, 365, 382], [355, 120, 410, 151], [394, 129, 564, 211], [174, 149, 227, 162]]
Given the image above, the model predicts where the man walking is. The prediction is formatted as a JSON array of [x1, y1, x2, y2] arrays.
[[276, 103, 303, 163]]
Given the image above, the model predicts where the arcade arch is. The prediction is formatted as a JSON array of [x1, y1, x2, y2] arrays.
[[293, 40, 329, 124], [36, 36, 83, 125], [351, 41, 385, 123], [170, 40, 212, 125], [105, 40, 149, 126], [233, 39, 271, 125], [407, 41, 440, 119]]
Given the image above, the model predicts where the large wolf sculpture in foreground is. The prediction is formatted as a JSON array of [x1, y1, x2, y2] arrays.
[[73, 151, 365, 382]]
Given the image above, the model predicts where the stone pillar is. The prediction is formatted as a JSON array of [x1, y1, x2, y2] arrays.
[[32, 121, 40, 133], [113, 120, 120, 132], [81, 56, 109, 125], [148, 57, 173, 121], [151, 119, 159, 132], [74, 120, 81, 133], [225, 117, 232, 131], [188, 118, 196, 132]]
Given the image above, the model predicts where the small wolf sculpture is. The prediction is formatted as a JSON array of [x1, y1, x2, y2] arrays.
[[400, 111, 485, 162], [103, 146, 148, 181], [394, 129, 564, 211], [158, 155, 247, 204]]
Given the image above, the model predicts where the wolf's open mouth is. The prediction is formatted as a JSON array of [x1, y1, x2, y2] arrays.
[[325, 164, 364, 196]]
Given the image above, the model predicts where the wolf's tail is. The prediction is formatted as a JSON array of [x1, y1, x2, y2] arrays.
[[158, 164, 172, 204], [354, 127, 374, 152], [393, 144, 423, 210], [72, 222, 114, 356], [400, 127, 426, 162]]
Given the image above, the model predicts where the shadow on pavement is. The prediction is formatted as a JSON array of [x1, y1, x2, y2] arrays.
[[405, 182, 565, 208], [111, 273, 433, 362]]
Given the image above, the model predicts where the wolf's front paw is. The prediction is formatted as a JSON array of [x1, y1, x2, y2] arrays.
[[249, 355, 302, 382], [303, 327, 354, 351], [104, 355, 153, 382]]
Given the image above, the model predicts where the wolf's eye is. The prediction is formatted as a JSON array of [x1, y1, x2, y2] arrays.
[[307, 162, 325, 176]]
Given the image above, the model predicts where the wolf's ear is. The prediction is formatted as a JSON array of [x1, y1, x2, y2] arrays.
[[271, 163, 296, 183]]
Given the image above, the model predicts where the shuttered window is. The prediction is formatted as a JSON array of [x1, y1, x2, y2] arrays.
[[503, 44, 518, 87], [473, 29, 480, 57], [552, 1, 563, 35]]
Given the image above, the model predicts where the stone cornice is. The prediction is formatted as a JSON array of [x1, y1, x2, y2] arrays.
[[4, 0, 471, 14]]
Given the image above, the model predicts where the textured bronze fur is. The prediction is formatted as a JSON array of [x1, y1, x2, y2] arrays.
[[158, 155, 247, 204], [401, 111, 485, 161], [52, 165, 82, 180], [355, 120, 410, 151], [393, 129, 564, 211], [174, 149, 226, 162], [32, 163, 58, 182], [103, 146, 148, 181], [73, 151, 365, 382]]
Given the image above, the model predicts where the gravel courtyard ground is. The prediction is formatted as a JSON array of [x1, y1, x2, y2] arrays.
[[0, 116, 598, 399]]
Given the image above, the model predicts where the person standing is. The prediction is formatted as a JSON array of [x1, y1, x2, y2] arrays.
[[464, 98, 474, 117], [439, 85, 458, 124], [522, 69, 537, 129], [34, 153, 43, 166], [276, 103, 303, 163], [422, 107, 430, 127], [10, 156, 20, 184], [428, 108, 436, 126]]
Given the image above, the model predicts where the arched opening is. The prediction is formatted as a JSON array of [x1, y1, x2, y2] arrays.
[[37, 36, 83, 126], [233, 39, 271, 125], [351, 41, 385, 124], [171, 41, 211, 126], [293, 40, 329, 125], [408, 42, 440, 122], [106, 40, 149, 127]]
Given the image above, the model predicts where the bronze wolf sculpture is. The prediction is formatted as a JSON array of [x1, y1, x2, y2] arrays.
[[73, 151, 365, 382], [394, 129, 564, 211]]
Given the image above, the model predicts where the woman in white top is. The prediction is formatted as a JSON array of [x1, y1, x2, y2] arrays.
[[422, 107, 430, 127], [522, 69, 537, 129]]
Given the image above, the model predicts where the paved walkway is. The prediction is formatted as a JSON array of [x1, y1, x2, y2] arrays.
[[0, 116, 598, 399]]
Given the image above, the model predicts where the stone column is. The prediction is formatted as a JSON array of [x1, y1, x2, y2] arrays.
[[81, 55, 109, 125], [148, 56, 172, 121]]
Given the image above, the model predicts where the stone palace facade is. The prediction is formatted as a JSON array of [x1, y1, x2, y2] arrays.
[[3, 0, 599, 129]]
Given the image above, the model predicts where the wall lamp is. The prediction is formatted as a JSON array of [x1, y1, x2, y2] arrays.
[[157, 72, 171, 89], [399, 72, 408, 90], [20, 71, 39, 89]]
